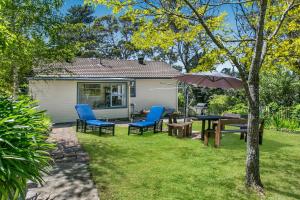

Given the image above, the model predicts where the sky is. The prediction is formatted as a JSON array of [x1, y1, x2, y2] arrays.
[[61, 0, 111, 16], [61, 0, 233, 71]]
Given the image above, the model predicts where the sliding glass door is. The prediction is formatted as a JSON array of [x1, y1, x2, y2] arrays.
[[77, 82, 127, 109]]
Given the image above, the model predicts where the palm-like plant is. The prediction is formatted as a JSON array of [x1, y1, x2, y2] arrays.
[[0, 95, 53, 200]]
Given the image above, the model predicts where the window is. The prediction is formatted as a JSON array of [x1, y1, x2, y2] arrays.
[[78, 82, 127, 109], [130, 80, 136, 97]]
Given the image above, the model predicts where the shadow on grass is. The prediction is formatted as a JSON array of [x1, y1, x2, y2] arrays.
[[78, 125, 300, 200], [82, 127, 162, 138], [268, 187, 300, 200], [203, 134, 293, 153], [78, 134, 152, 196]]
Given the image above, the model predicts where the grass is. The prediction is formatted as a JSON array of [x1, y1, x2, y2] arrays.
[[77, 122, 300, 200]]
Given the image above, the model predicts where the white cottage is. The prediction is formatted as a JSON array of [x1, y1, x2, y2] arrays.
[[29, 58, 181, 123]]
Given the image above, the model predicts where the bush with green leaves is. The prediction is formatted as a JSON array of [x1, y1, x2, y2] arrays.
[[207, 94, 248, 115], [225, 103, 248, 115], [207, 95, 231, 115], [0, 95, 53, 199], [291, 104, 300, 120], [263, 104, 300, 132]]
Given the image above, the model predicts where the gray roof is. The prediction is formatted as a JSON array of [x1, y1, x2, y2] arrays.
[[32, 58, 181, 79]]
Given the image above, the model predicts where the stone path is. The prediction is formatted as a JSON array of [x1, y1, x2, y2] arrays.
[[26, 124, 99, 200]]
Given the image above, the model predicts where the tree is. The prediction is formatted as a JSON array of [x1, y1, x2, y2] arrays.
[[92, 15, 138, 59], [89, 0, 300, 192], [65, 4, 95, 24], [63, 4, 100, 57], [0, 0, 81, 96]]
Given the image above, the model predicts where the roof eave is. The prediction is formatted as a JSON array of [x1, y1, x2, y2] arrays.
[[28, 76, 181, 81]]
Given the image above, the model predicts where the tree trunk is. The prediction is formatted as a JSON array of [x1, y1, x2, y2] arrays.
[[246, 75, 263, 192], [245, 0, 268, 192]]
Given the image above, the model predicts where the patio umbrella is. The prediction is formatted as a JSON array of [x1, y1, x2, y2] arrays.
[[175, 72, 243, 120], [175, 72, 243, 89]]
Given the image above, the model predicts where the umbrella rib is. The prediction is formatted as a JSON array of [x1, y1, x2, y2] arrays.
[[196, 77, 206, 86], [223, 78, 237, 89]]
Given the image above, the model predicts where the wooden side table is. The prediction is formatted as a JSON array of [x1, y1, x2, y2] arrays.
[[167, 122, 192, 138]]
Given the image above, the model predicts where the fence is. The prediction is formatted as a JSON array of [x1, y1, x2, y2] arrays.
[[261, 106, 300, 132]]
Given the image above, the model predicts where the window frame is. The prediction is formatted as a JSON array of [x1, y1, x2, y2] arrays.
[[77, 82, 128, 110], [130, 80, 136, 97]]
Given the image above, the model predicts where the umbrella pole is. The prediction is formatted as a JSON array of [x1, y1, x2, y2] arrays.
[[184, 84, 189, 122]]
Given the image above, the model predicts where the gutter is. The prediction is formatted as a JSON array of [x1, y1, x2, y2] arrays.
[[27, 76, 181, 81], [27, 77, 135, 81]]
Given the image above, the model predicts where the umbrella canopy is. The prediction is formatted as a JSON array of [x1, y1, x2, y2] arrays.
[[175, 72, 243, 89]]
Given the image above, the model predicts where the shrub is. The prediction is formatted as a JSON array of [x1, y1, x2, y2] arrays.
[[178, 92, 185, 108], [207, 94, 245, 115], [291, 104, 300, 120], [0, 95, 53, 199], [225, 103, 248, 115], [208, 95, 231, 115]]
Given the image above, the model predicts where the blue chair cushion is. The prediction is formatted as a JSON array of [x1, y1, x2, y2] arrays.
[[75, 104, 96, 120], [129, 121, 156, 127], [146, 106, 165, 122], [86, 120, 115, 126]]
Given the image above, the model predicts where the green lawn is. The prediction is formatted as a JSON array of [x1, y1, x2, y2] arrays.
[[77, 122, 300, 200]]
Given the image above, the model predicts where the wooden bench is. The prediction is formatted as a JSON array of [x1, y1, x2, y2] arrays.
[[167, 122, 193, 138], [204, 119, 264, 147]]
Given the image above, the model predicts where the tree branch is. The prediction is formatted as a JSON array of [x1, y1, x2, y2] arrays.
[[207, 0, 256, 7], [222, 38, 256, 42], [238, 1, 257, 33], [268, 0, 298, 40], [182, 0, 250, 94], [249, 0, 268, 85], [261, 1, 300, 66]]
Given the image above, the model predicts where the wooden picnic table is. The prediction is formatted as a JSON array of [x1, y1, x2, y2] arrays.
[[196, 115, 230, 140], [204, 119, 264, 147]]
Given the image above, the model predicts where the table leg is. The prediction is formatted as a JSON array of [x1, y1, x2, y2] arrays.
[[201, 120, 205, 140], [173, 127, 177, 136], [178, 127, 183, 138], [168, 115, 172, 124], [214, 125, 221, 147], [204, 130, 209, 146], [168, 125, 172, 136]]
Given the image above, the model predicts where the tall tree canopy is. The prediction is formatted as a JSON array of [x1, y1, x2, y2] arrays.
[[64, 4, 140, 59], [65, 4, 95, 24], [92, 15, 138, 59], [0, 0, 82, 95], [88, 0, 300, 192]]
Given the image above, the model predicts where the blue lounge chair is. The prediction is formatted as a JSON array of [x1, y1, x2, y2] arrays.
[[75, 104, 115, 136], [128, 106, 165, 135]]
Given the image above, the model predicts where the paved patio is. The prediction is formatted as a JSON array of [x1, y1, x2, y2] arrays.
[[26, 124, 99, 200]]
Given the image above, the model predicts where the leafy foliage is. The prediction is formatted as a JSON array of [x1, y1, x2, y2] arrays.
[[65, 4, 95, 24], [226, 103, 249, 115], [260, 69, 300, 107], [0, 0, 82, 94], [262, 104, 300, 132], [207, 94, 248, 115], [0, 95, 53, 199], [207, 95, 232, 115]]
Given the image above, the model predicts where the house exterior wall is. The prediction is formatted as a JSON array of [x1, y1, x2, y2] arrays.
[[131, 79, 178, 112], [29, 78, 178, 123], [29, 80, 130, 123]]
